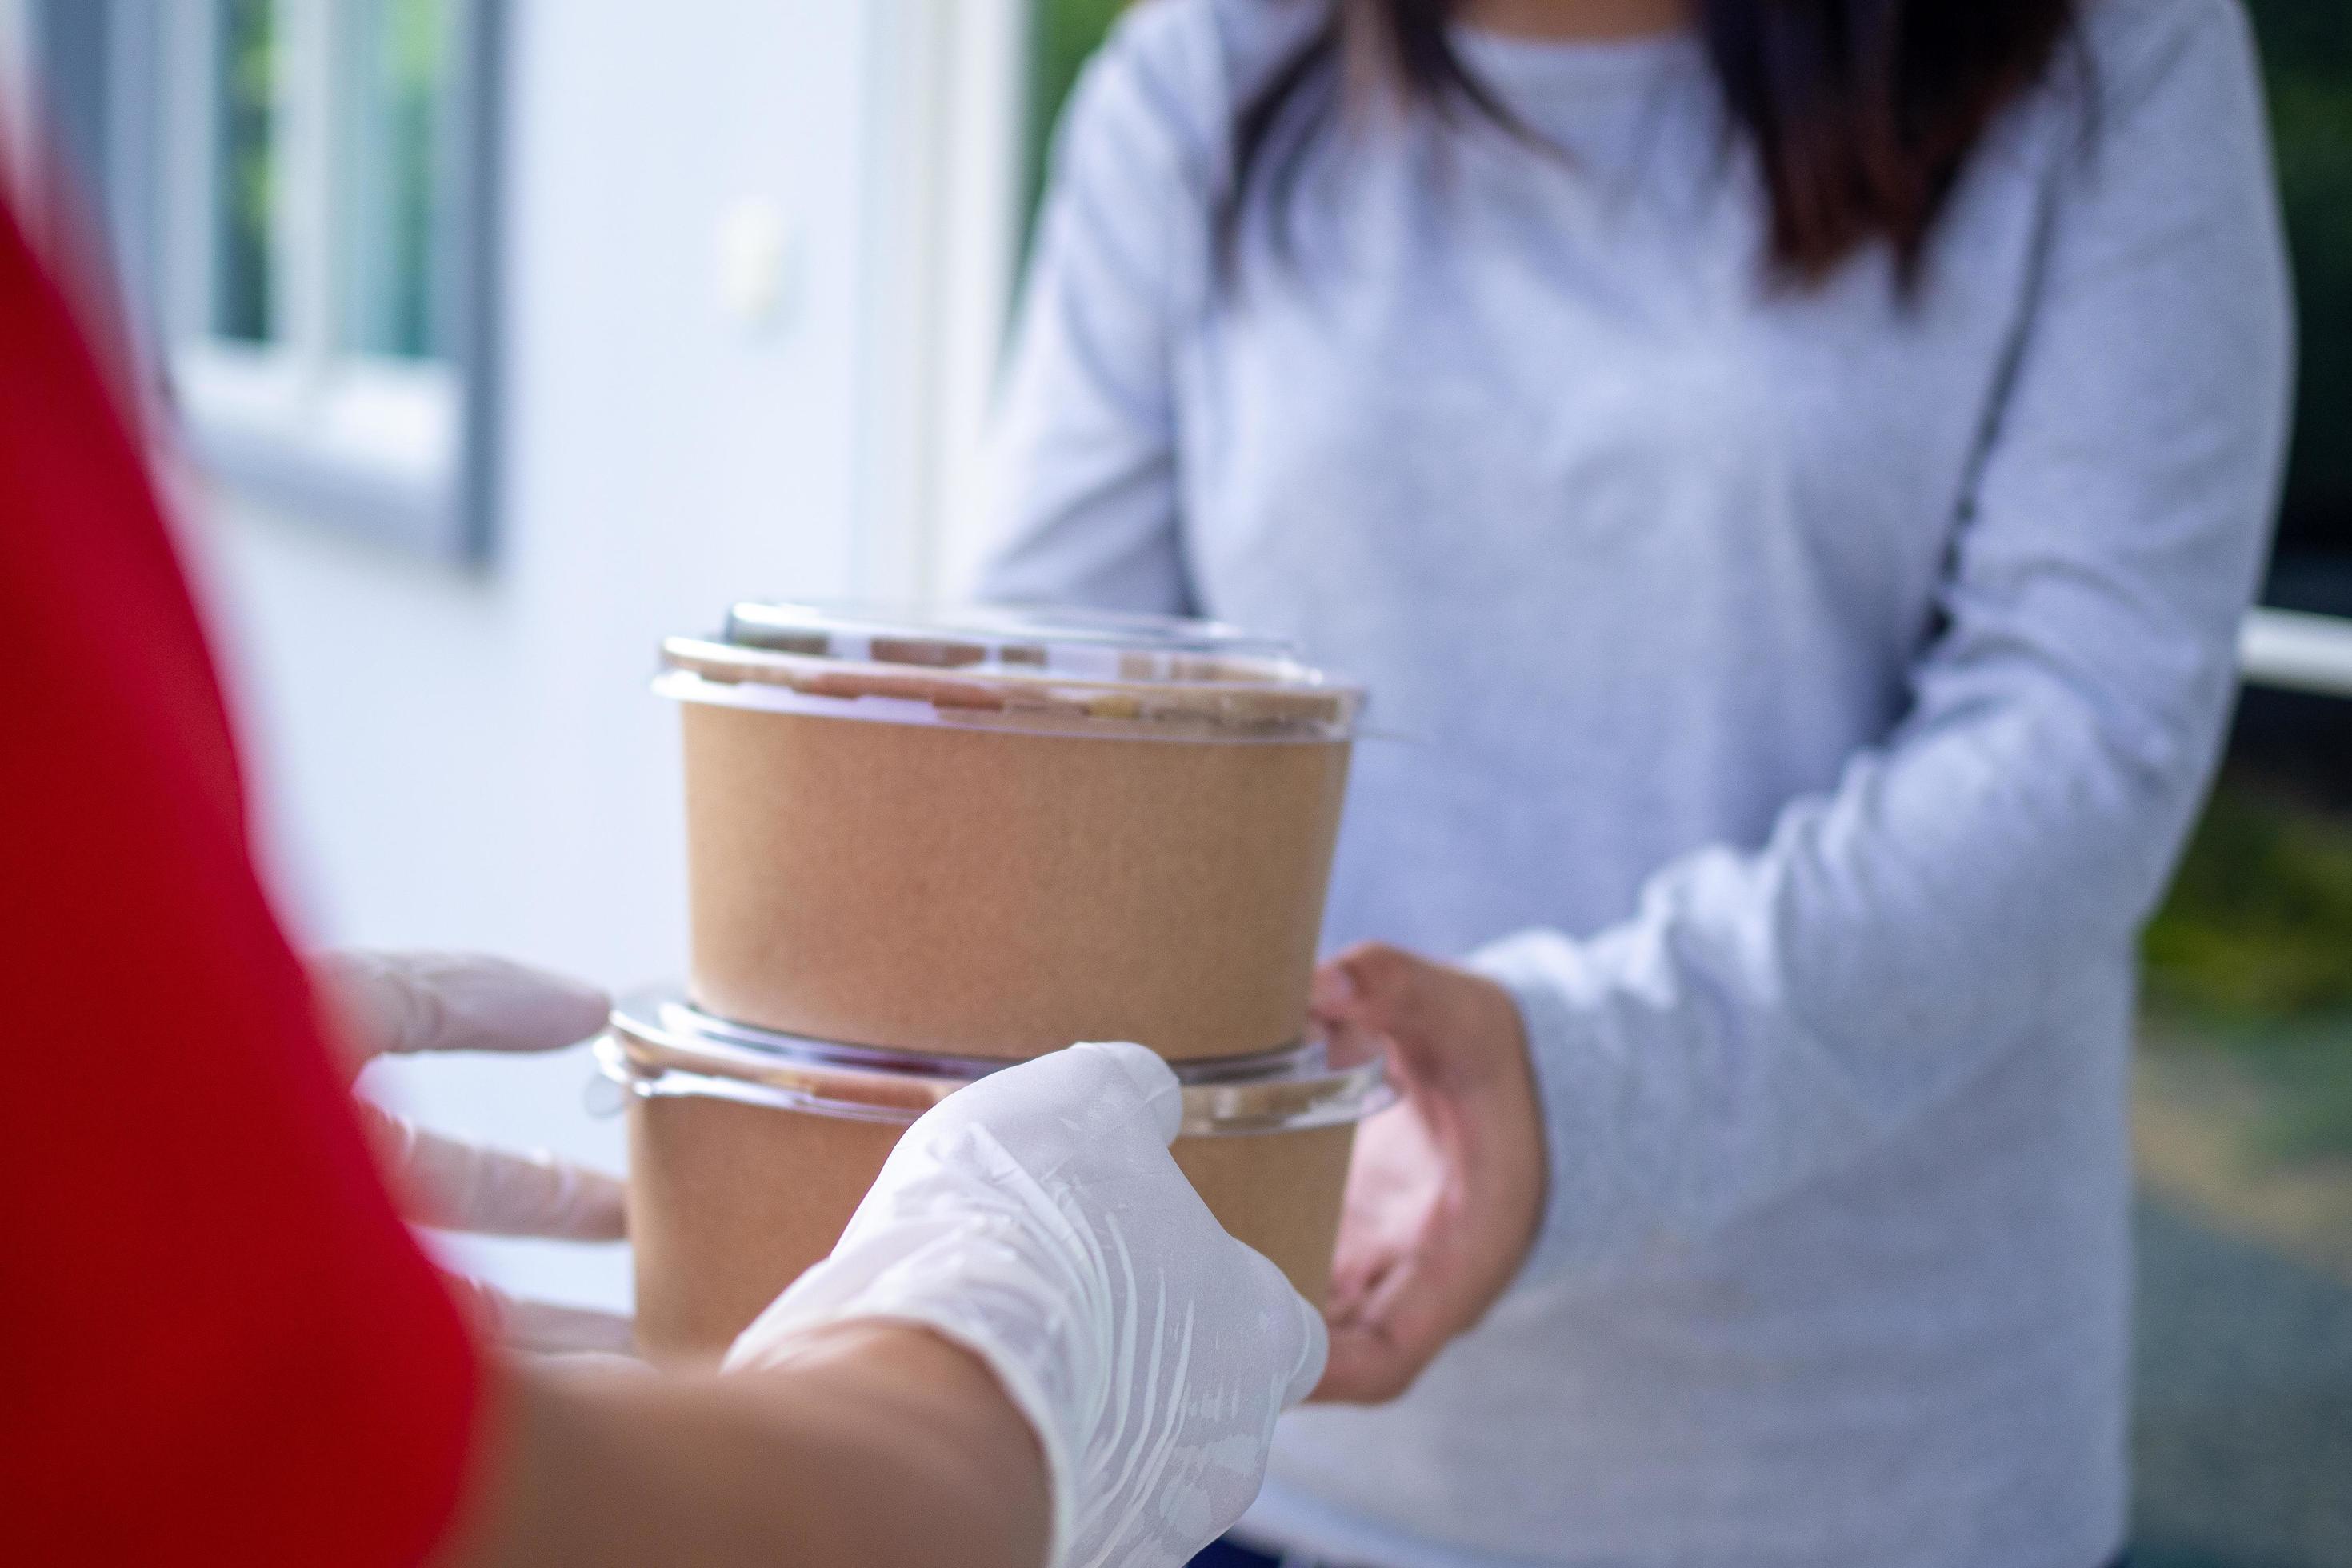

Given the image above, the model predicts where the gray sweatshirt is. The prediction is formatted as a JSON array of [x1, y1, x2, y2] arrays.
[[978, 1, 2292, 1562]]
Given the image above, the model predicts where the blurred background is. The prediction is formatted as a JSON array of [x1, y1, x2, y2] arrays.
[[2, 2, 2346, 1561]]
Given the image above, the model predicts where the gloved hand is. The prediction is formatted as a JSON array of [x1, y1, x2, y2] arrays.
[[313, 950, 634, 1356], [725, 1041, 1326, 1568]]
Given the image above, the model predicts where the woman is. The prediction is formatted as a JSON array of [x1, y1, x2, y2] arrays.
[[0, 192, 1320, 1568], [982, 0, 2292, 1564]]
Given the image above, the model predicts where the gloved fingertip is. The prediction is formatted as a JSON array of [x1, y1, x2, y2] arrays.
[[532, 970, 617, 1040], [1069, 1040, 1182, 1144], [1285, 1291, 1330, 1407], [474, 956, 611, 1050], [1234, 1241, 1329, 1407]]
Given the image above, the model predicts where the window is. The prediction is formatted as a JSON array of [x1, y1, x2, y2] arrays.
[[152, 0, 501, 561], [334, 0, 452, 360], [208, 0, 274, 346]]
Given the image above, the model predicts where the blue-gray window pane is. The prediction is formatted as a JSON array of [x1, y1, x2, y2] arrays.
[[211, 0, 277, 343], [336, 0, 451, 360]]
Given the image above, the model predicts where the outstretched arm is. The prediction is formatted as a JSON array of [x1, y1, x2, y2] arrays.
[[440, 1040, 1325, 1568], [446, 1326, 1050, 1568]]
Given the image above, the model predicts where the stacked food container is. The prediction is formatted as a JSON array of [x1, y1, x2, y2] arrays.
[[603, 602, 1386, 1362]]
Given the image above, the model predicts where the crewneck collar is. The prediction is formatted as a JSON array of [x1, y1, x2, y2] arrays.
[[1450, 22, 1704, 91]]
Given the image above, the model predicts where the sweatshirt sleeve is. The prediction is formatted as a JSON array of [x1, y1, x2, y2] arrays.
[[974, 2, 1230, 614], [1470, 0, 2293, 1284]]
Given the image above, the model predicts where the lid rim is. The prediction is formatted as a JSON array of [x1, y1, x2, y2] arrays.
[[658, 639, 1364, 739], [726, 599, 1295, 662], [663, 637, 1358, 698], [600, 989, 1394, 1137]]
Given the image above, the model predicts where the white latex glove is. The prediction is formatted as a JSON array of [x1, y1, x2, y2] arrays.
[[313, 950, 634, 1355], [725, 1041, 1326, 1568]]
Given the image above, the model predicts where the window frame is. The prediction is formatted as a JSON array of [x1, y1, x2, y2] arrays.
[[45, 0, 506, 564]]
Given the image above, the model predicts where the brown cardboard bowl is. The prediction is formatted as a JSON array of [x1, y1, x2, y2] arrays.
[[673, 688, 1353, 1062], [626, 1087, 1358, 1366]]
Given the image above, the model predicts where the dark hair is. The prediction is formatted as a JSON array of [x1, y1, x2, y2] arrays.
[[1223, 0, 2081, 286]]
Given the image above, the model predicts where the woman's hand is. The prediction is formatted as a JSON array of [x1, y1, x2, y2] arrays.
[[312, 950, 634, 1355], [1311, 942, 1547, 1404]]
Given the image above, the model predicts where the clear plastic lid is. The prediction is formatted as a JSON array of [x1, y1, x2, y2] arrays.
[[724, 602, 1298, 682], [658, 600, 1362, 741], [594, 988, 1394, 1137]]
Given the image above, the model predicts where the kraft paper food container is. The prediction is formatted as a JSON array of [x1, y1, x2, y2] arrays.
[[657, 602, 1362, 1063], [600, 990, 1391, 1366]]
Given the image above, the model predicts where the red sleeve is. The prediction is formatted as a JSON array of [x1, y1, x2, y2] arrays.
[[0, 203, 482, 1564]]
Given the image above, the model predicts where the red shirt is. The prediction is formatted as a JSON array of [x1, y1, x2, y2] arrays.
[[0, 202, 480, 1562]]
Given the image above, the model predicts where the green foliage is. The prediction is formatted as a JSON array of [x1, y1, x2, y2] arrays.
[[2143, 777, 2352, 1162], [2145, 777, 2352, 1019], [2246, 0, 2352, 546], [2255, 1033, 2352, 1158], [215, 0, 278, 342], [377, 0, 450, 358]]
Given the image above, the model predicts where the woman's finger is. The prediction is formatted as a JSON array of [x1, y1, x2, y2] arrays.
[[314, 951, 610, 1063], [1308, 942, 1548, 1405], [362, 1102, 628, 1240], [1324, 1186, 1410, 1320], [1316, 1104, 1474, 1402], [1310, 958, 1361, 1019], [1314, 1238, 1470, 1402], [1319, 943, 1413, 1021], [1319, 945, 1455, 1083]]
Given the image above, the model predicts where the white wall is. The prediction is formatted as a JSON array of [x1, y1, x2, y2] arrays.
[[180, 0, 930, 1315]]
